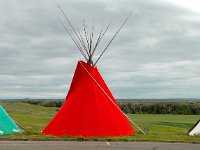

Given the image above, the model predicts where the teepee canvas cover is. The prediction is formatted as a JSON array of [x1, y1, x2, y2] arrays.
[[42, 61, 135, 137], [0, 105, 23, 136], [189, 120, 200, 136]]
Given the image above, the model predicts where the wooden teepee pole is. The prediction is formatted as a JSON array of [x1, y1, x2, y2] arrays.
[[91, 21, 112, 57], [94, 11, 133, 66], [58, 17, 88, 61], [58, 5, 89, 60]]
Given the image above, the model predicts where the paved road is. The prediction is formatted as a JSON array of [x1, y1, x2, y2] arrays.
[[0, 141, 200, 150]]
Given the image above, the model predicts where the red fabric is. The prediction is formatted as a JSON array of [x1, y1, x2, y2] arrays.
[[42, 61, 135, 137]]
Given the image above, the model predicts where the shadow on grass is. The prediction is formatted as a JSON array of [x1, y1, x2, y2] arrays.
[[154, 121, 192, 128]]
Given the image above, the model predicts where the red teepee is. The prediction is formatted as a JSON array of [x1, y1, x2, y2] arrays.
[[42, 61, 135, 137]]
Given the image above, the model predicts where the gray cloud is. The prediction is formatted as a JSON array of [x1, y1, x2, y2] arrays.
[[0, 0, 200, 99]]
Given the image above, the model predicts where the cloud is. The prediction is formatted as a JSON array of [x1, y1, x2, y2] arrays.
[[0, 0, 200, 98]]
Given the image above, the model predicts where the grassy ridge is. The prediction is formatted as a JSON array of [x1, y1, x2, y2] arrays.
[[0, 102, 200, 143]]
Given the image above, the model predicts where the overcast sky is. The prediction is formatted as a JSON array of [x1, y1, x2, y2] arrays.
[[1, 0, 200, 99]]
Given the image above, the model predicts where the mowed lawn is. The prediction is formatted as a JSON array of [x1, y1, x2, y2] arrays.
[[0, 102, 200, 143]]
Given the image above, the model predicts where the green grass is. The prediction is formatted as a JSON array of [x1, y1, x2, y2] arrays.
[[0, 101, 200, 143]]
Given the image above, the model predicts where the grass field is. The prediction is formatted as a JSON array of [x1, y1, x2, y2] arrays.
[[0, 101, 200, 143]]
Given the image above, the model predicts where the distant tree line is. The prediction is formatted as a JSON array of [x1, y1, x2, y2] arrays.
[[24, 100, 200, 115], [120, 102, 200, 115], [24, 100, 63, 108]]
